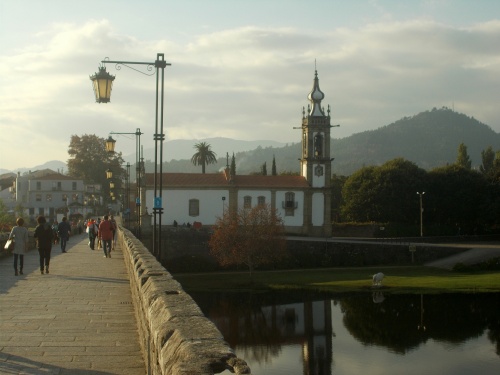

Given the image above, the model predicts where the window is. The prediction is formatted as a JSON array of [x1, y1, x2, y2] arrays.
[[72, 182, 77, 190], [285, 192, 295, 208], [38, 208, 44, 215], [314, 133, 323, 158], [258, 196, 266, 206], [29, 208, 34, 215], [303, 131, 307, 157], [36, 181, 41, 190], [57, 182, 62, 190], [284, 192, 296, 216], [72, 193, 78, 202], [189, 199, 199, 217], [243, 196, 252, 209], [46, 194, 52, 202], [62, 194, 68, 202], [36, 194, 42, 202]]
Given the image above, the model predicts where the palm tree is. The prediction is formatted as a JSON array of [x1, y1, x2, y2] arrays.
[[191, 142, 217, 173]]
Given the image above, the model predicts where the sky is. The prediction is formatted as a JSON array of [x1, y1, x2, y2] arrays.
[[1, 0, 500, 171]]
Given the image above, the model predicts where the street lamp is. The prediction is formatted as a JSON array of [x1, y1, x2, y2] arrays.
[[106, 169, 113, 180], [417, 192, 425, 237], [90, 66, 115, 103], [90, 53, 171, 260], [105, 129, 143, 237]]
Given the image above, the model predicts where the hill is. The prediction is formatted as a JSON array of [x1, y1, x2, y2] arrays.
[[3, 108, 499, 177], [171, 107, 499, 176], [0, 160, 67, 176], [331, 107, 500, 175]]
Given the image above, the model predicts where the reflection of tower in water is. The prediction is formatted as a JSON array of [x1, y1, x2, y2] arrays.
[[302, 300, 335, 375]]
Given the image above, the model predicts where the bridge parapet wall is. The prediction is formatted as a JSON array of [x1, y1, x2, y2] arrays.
[[117, 225, 251, 375]]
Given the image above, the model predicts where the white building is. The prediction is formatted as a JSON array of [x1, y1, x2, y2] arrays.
[[12, 170, 96, 222], [143, 70, 335, 237]]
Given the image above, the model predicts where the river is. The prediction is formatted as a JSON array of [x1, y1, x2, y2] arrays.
[[190, 291, 500, 375]]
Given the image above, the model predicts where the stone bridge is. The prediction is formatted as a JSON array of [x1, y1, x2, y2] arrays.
[[0, 224, 251, 375]]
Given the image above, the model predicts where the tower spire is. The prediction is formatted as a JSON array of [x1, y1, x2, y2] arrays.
[[307, 69, 325, 116]]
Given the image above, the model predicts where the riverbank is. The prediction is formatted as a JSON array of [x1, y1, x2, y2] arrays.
[[173, 266, 500, 294]]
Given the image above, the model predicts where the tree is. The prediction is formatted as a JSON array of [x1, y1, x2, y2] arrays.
[[208, 204, 286, 277], [191, 142, 217, 174], [341, 158, 427, 223], [261, 162, 267, 176], [480, 146, 495, 175], [272, 155, 277, 176], [331, 174, 348, 222], [67, 134, 125, 205], [0, 199, 15, 229], [426, 164, 487, 233], [456, 142, 472, 170], [230, 153, 236, 176]]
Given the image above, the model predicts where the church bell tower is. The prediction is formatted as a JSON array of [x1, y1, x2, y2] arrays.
[[300, 69, 333, 236]]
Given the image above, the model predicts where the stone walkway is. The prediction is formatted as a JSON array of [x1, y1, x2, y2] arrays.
[[0, 233, 146, 375]]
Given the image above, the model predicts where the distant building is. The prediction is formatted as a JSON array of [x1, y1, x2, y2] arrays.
[[0, 173, 17, 208], [142, 69, 335, 236], [10, 170, 100, 223]]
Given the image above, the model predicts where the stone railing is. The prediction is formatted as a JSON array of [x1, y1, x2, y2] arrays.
[[117, 225, 251, 375]]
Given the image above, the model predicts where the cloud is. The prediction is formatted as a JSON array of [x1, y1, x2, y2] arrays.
[[1, 18, 500, 171]]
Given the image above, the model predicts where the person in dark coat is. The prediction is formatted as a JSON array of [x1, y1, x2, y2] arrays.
[[57, 216, 71, 253], [34, 216, 54, 274]]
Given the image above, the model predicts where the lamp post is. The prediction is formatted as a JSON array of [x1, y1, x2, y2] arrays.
[[106, 130, 143, 237], [91, 53, 171, 260], [417, 192, 425, 237], [104, 163, 131, 229]]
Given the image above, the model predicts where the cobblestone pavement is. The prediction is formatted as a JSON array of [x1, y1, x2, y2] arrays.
[[0, 233, 146, 374]]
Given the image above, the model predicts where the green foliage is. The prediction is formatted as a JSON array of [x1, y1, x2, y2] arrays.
[[191, 142, 217, 174], [341, 158, 426, 223], [67, 134, 125, 206], [453, 258, 500, 272], [175, 266, 500, 294], [152, 108, 499, 176], [331, 174, 348, 222], [261, 162, 267, 176], [272, 155, 277, 176], [230, 153, 236, 176], [456, 142, 472, 169], [426, 165, 488, 231], [0, 200, 15, 229], [338, 155, 500, 233], [480, 146, 495, 175]]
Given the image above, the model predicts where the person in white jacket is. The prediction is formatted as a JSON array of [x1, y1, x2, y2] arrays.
[[8, 217, 29, 276]]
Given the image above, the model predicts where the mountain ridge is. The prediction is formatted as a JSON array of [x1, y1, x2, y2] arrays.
[[2, 108, 499, 177]]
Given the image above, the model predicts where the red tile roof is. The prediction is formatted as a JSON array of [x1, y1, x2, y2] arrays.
[[143, 173, 310, 189]]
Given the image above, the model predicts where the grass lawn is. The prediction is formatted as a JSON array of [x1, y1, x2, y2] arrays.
[[173, 266, 500, 294]]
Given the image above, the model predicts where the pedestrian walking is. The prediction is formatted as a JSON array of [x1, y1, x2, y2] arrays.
[[98, 215, 114, 258], [51, 220, 59, 245], [87, 219, 98, 250], [57, 217, 71, 253], [34, 216, 54, 274], [8, 217, 29, 276], [110, 215, 117, 250]]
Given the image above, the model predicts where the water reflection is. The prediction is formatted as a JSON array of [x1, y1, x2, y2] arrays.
[[190, 291, 500, 375]]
